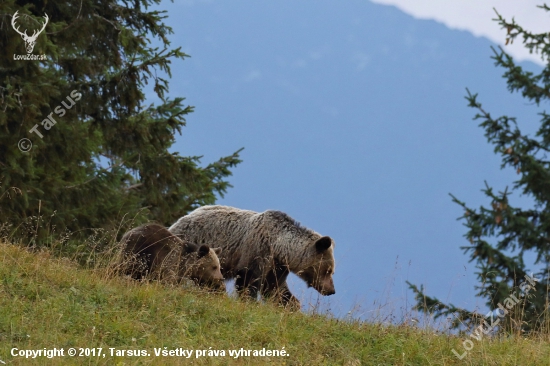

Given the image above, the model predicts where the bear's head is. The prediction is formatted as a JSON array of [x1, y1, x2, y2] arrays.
[[183, 244, 225, 291], [296, 236, 335, 296]]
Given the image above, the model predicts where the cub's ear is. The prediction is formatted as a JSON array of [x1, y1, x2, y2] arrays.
[[315, 236, 332, 253], [213, 247, 222, 256], [183, 243, 198, 254], [198, 245, 210, 258]]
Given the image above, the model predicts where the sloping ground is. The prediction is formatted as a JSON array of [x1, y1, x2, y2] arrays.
[[0, 241, 549, 365]]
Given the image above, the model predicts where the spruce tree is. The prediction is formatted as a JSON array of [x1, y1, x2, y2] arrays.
[[409, 6, 550, 333], [0, 0, 242, 243]]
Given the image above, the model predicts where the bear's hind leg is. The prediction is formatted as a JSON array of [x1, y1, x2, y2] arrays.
[[235, 269, 260, 300]]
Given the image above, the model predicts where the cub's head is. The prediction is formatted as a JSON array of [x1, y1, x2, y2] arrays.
[[296, 236, 335, 296], [185, 245, 225, 291]]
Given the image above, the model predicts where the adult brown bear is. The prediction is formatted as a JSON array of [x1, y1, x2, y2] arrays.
[[120, 223, 225, 291], [169, 206, 335, 309]]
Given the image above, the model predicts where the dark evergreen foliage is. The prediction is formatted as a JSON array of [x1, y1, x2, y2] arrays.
[[0, 0, 242, 243], [408, 6, 550, 333]]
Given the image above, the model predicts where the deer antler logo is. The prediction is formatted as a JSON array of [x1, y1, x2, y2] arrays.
[[11, 11, 49, 54]]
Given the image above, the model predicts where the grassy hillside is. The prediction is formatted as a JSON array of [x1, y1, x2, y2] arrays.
[[0, 241, 549, 365]]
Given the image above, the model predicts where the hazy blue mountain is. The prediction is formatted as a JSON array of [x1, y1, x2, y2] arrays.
[[152, 0, 542, 320]]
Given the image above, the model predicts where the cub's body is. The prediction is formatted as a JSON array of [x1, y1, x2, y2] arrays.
[[120, 223, 224, 290]]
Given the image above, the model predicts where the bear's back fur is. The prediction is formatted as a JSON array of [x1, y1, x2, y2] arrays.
[[169, 206, 322, 275]]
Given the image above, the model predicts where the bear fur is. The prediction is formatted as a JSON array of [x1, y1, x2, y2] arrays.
[[120, 223, 225, 291], [168, 205, 335, 309]]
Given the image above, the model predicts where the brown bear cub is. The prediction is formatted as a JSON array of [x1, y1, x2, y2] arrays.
[[169, 205, 336, 309], [120, 223, 225, 291]]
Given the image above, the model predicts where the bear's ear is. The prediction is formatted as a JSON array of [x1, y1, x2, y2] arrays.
[[198, 245, 210, 258], [315, 236, 332, 253], [213, 247, 222, 256]]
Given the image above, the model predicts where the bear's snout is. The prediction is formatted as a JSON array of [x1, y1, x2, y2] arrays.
[[318, 277, 335, 296]]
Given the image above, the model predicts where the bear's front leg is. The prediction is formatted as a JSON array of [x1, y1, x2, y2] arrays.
[[261, 266, 301, 311], [276, 282, 301, 311]]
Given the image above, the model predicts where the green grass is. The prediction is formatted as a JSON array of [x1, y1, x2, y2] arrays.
[[0, 240, 549, 365]]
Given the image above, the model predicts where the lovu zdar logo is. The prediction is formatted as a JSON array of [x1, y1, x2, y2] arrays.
[[12, 10, 48, 60]]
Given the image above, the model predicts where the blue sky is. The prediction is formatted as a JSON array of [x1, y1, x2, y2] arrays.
[[151, 0, 545, 322]]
